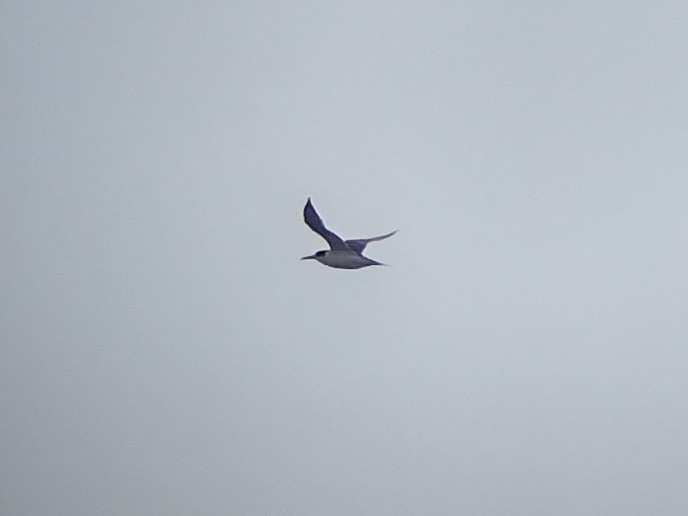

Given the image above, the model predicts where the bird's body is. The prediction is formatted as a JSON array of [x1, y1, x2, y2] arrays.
[[301, 198, 396, 269], [309, 249, 383, 269]]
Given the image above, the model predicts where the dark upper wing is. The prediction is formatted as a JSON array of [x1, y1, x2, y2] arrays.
[[303, 198, 349, 250], [345, 230, 397, 254]]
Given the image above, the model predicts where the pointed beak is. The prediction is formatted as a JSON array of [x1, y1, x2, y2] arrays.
[[301, 254, 316, 260]]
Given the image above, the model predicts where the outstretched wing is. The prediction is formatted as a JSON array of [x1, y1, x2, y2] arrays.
[[345, 230, 397, 254], [303, 198, 349, 250]]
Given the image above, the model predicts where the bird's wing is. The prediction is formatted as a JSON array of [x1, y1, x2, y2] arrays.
[[345, 230, 397, 254], [303, 198, 350, 250]]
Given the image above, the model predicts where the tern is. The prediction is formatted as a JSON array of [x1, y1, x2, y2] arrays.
[[301, 198, 397, 269]]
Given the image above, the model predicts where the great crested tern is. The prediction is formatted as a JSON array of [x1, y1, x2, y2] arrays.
[[301, 198, 397, 269]]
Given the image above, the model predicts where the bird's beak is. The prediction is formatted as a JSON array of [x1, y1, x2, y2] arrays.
[[301, 254, 316, 260]]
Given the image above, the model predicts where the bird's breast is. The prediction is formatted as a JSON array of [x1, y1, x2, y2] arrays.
[[317, 250, 371, 269]]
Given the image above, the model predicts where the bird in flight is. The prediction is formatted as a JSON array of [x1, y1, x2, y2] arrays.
[[301, 198, 397, 269]]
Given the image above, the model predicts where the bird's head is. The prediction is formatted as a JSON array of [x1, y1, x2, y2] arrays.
[[301, 250, 328, 261]]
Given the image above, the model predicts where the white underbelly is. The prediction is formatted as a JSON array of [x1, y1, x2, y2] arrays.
[[319, 251, 371, 269]]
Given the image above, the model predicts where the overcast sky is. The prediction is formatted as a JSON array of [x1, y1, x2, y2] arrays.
[[2, 1, 688, 515]]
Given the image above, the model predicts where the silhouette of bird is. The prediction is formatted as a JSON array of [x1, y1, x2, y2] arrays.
[[301, 198, 396, 269]]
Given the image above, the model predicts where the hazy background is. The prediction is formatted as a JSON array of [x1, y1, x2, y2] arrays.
[[2, 1, 688, 514]]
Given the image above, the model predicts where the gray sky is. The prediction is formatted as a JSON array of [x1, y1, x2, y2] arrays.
[[2, 1, 688, 514]]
